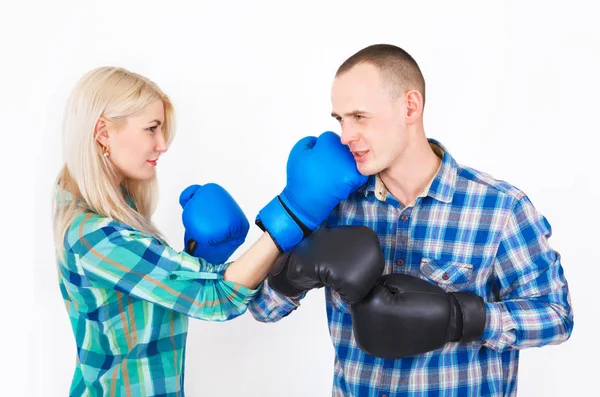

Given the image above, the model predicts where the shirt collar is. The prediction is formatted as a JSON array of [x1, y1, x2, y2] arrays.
[[362, 138, 457, 204], [54, 183, 137, 210]]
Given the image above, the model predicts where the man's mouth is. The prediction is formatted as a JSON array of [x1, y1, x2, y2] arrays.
[[352, 150, 369, 162]]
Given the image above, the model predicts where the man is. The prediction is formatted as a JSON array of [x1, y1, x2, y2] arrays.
[[248, 44, 573, 396]]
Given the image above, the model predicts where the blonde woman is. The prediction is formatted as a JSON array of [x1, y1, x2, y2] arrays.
[[54, 66, 366, 396]]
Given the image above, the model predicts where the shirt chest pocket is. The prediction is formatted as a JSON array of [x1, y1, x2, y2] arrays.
[[419, 258, 474, 292]]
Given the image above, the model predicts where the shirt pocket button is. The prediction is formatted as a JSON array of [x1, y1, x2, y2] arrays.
[[419, 258, 473, 292]]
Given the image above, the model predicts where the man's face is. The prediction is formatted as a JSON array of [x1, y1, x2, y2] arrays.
[[331, 63, 409, 176]]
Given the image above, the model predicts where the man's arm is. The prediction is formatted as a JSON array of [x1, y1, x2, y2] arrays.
[[248, 277, 307, 323], [250, 223, 383, 323], [349, 196, 573, 359], [482, 196, 574, 351]]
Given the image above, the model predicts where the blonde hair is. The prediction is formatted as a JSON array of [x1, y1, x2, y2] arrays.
[[53, 66, 175, 254]]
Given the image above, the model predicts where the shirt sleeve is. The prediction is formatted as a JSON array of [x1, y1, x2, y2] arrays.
[[67, 212, 258, 322], [481, 196, 574, 351], [248, 203, 343, 322], [247, 278, 307, 322]]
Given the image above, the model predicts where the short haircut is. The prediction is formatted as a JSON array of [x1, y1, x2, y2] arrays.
[[336, 44, 426, 105]]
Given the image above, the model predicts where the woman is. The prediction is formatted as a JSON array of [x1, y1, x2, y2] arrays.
[[53, 67, 281, 396], [54, 66, 365, 396]]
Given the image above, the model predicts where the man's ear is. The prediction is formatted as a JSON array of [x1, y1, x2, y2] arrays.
[[405, 90, 424, 125], [94, 117, 110, 146]]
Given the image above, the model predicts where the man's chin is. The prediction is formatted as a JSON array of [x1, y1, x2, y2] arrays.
[[357, 163, 378, 177]]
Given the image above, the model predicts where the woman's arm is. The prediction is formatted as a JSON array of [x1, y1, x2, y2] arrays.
[[223, 232, 280, 288], [64, 212, 277, 321]]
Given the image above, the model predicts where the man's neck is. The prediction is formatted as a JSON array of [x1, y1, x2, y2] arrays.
[[379, 136, 442, 207]]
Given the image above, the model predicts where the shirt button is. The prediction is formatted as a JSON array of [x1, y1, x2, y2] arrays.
[[442, 273, 449, 280], [396, 259, 404, 266], [401, 215, 409, 222]]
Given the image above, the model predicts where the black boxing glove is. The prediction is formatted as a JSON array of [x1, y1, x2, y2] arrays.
[[351, 273, 486, 358], [268, 226, 384, 304]]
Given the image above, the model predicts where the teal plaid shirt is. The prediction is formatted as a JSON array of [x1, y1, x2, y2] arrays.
[[56, 190, 258, 396]]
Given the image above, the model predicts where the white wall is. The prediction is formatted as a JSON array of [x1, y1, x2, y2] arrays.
[[4, 0, 598, 395]]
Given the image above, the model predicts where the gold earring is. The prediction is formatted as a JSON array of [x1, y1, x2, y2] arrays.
[[102, 145, 110, 158]]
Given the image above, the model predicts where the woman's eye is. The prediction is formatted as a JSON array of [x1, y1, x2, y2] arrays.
[[147, 125, 158, 133]]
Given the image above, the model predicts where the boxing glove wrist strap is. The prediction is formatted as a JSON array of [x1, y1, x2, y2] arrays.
[[450, 292, 486, 343], [256, 196, 311, 252]]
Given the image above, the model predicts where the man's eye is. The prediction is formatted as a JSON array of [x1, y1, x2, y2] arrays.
[[354, 115, 364, 120]]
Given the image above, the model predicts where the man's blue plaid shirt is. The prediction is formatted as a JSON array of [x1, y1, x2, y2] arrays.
[[249, 139, 573, 397]]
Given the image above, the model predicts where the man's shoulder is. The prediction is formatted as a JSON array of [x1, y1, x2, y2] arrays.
[[454, 163, 527, 202]]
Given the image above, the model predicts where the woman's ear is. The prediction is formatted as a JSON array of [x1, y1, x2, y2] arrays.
[[94, 117, 110, 146]]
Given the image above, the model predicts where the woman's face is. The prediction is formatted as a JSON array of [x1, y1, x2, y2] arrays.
[[98, 100, 167, 182]]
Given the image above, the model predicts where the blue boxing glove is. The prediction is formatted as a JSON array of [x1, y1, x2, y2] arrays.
[[180, 183, 250, 264], [256, 131, 367, 252]]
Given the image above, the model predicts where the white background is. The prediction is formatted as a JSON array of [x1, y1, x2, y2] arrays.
[[2, 0, 598, 395]]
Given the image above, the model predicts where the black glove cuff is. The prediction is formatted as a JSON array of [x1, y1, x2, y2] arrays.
[[452, 292, 486, 342]]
